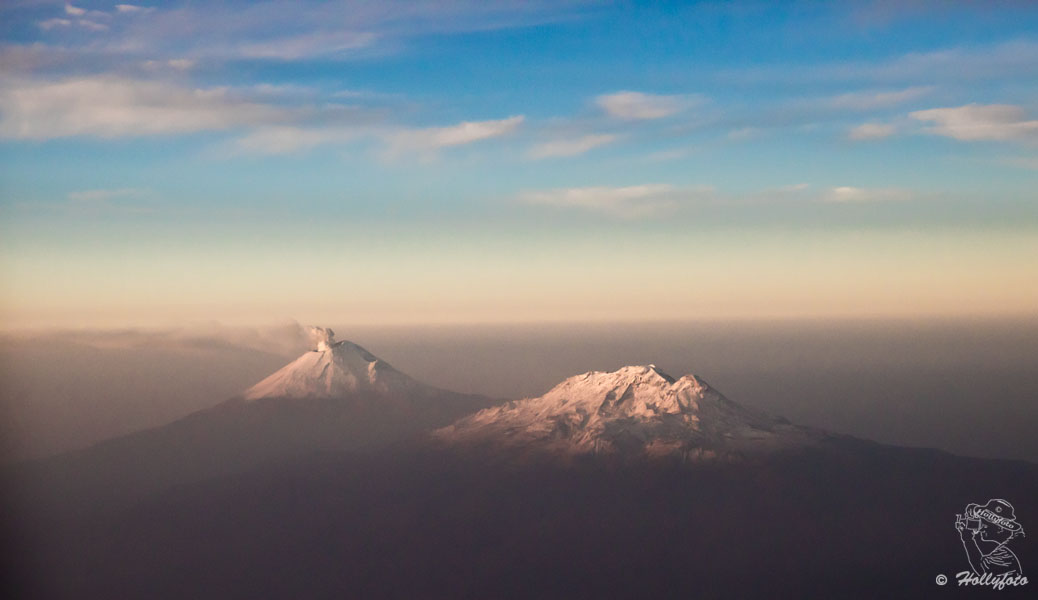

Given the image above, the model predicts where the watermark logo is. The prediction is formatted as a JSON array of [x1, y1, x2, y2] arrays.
[[937, 498, 1028, 589]]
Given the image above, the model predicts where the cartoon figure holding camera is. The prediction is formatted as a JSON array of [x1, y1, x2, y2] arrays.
[[956, 499, 1025, 577]]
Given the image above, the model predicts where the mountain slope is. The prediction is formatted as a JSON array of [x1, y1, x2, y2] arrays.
[[16, 437, 1038, 600], [13, 330, 496, 508], [436, 364, 828, 460], [9, 357, 1038, 599]]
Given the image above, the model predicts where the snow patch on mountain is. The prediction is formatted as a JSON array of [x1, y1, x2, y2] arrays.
[[435, 365, 824, 460]]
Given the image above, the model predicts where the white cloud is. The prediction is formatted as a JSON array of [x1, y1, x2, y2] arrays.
[[18, 1, 584, 68], [237, 31, 378, 60], [141, 58, 196, 71], [520, 184, 714, 219], [527, 134, 616, 159], [251, 83, 320, 97], [848, 122, 896, 140], [38, 17, 108, 32], [42, 4, 111, 32], [910, 104, 1038, 143], [878, 41, 1038, 82], [822, 186, 911, 203], [67, 188, 148, 202], [384, 115, 524, 156], [116, 4, 154, 14], [0, 75, 522, 154], [822, 86, 931, 110], [0, 76, 289, 140], [63, 188, 154, 215], [232, 114, 520, 157], [76, 20, 109, 32], [596, 91, 692, 120], [38, 18, 73, 30], [522, 183, 920, 215]]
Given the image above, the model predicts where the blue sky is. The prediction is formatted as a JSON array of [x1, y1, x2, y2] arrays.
[[1, 1, 1037, 327]]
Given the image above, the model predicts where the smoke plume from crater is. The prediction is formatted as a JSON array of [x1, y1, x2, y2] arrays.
[[307, 326, 336, 352]]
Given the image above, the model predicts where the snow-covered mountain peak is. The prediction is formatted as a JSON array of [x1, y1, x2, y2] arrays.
[[435, 364, 823, 460], [528, 364, 711, 419], [242, 332, 416, 401], [596, 364, 675, 384]]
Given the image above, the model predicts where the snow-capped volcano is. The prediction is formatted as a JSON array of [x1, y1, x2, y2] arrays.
[[242, 329, 422, 401], [236, 327, 495, 424], [435, 364, 824, 460], [28, 328, 498, 504]]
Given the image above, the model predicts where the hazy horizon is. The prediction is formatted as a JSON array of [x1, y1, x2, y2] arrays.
[[4, 316, 1037, 464]]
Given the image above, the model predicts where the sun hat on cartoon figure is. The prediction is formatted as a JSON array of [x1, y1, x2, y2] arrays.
[[965, 499, 1024, 535]]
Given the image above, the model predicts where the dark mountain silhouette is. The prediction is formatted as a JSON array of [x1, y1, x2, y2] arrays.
[[9, 442, 1037, 599], [8, 332, 495, 511], [5, 353, 1037, 599]]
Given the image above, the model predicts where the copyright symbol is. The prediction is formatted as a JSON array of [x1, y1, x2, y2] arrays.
[[936, 574, 948, 586]]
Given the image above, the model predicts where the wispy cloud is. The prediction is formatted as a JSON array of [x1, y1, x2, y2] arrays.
[[718, 86, 928, 143], [141, 58, 196, 71], [876, 40, 1038, 82], [596, 91, 695, 120], [519, 184, 714, 218], [237, 31, 378, 60], [63, 187, 155, 215], [76, 20, 109, 32], [721, 40, 1038, 85], [0, 71, 526, 157], [848, 122, 896, 140], [39, 4, 110, 31], [67, 188, 148, 202], [819, 86, 932, 110], [384, 115, 524, 157], [38, 18, 73, 30], [0, 76, 289, 140], [911, 104, 1038, 143], [821, 186, 911, 203], [520, 181, 929, 217], [228, 113, 521, 157], [527, 133, 616, 159], [21, 1, 586, 66], [115, 4, 155, 15], [737, 182, 915, 205]]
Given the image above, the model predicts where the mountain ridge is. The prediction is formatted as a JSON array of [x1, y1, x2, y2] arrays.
[[435, 364, 829, 461]]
